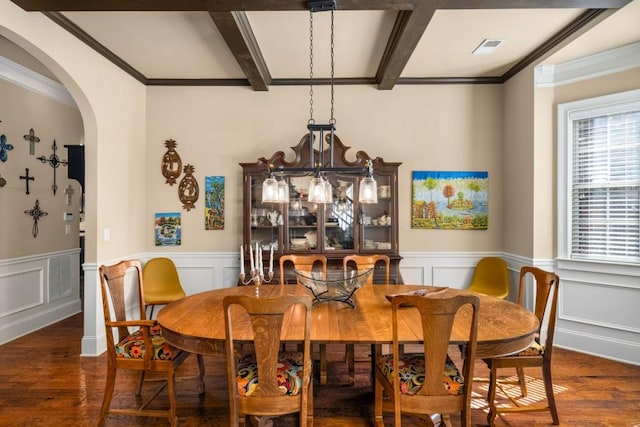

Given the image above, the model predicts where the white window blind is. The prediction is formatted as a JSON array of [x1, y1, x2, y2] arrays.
[[570, 105, 640, 262]]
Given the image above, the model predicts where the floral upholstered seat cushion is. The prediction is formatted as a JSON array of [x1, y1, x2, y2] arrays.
[[235, 351, 306, 397], [515, 339, 544, 356], [115, 324, 179, 360], [378, 353, 464, 396]]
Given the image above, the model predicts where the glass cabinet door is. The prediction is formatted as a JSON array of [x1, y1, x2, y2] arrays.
[[325, 177, 355, 252], [249, 175, 281, 252], [287, 177, 317, 252], [360, 174, 393, 252]]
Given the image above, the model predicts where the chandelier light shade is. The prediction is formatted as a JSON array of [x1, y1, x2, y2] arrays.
[[358, 175, 378, 204]]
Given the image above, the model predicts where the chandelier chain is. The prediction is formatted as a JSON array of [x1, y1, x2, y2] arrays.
[[330, 9, 335, 125], [308, 10, 314, 124]]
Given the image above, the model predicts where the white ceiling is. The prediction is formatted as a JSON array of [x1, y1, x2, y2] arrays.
[[2, 0, 640, 87]]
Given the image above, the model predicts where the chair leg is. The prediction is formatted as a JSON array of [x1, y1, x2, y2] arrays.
[[347, 344, 355, 386], [486, 363, 498, 426], [516, 366, 527, 396], [197, 354, 206, 395], [542, 360, 560, 425], [136, 370, 146, 396], [167, 369, 179, 427], [98, 364, 116, 426], [319, 344, 327, 385], [373, 372, 384, 427]]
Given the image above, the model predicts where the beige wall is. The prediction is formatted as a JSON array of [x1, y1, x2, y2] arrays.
[[1, 1, 147, 263], [145, 83, 505, 253], [0, 79, 82, 259], [502, 67, 535, 257]]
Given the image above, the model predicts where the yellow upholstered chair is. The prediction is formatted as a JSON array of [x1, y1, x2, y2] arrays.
[[374, 292, 480, 427], [485, 266, 561, 425], [142, 257, 186, 318], [223, 293, 314, 426], [343, 254, 390, 386], [98, 259, 204, 426], [467, 256, 510, 299]]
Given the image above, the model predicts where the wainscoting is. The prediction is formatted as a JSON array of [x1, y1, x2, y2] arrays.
[[0, 248, 81, 345], [73, 251, 640, 365]]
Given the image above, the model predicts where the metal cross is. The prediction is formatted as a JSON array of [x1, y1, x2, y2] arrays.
[[23, 128, 41, 155], [64, 184, 75, 205], [37, 140, 68, 195], [24, 199, 48, 238], [19, 168, 35, 195]]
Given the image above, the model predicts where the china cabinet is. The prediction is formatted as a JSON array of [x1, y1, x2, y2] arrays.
[[240, 133, 402, 284]]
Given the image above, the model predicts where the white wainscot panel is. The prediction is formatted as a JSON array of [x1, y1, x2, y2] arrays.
[[560, 279, 640, 333], [432, 265, 472, 289], [178, 267, 216, 295], [0, 268, 44, 317], [399, 266, 425, 285]]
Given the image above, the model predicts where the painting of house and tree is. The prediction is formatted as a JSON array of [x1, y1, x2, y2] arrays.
[[411, 171, 488, 230]]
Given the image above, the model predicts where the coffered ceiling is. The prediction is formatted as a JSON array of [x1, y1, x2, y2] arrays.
[[9, 0, 640, 90]]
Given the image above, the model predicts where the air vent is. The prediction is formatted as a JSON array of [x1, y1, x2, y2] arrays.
[[473, 39, 505, 55]]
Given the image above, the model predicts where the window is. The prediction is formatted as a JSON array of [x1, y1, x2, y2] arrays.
[[558, 90, 640, 264]]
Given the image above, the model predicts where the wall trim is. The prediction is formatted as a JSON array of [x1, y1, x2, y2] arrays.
[[0, 55, 77, 108], [535, 41, 640, 87]]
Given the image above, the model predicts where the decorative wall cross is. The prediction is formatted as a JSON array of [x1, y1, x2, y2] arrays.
[[37, 139, 68, 195], [0, 133, 13, 163], [23, 128, 41, 155], [64, 184, 75, 205], [0, 173, 6, 188], [24, 199, 48, 238], [19, 168, 35, 195]]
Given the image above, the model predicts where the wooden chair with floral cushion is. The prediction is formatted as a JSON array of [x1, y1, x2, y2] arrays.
[[279, 254, 330, 384], [343, 254, 390, 386], [374, 292, 480, 427], [485, 266, 560, 425], [223, 293, 314, 426], [98, 259, 205, 427]]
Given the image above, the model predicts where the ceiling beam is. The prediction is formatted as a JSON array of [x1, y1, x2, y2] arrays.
[[440, 0, 631, 8], [208, 11, 271, 91], [10, 0, 416, 12], [375, 3, 437, 90]]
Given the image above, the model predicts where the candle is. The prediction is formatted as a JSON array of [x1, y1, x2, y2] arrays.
[[240, 245, 245, 275], [269, 244, 274, 274], [249, 245, 254, 272], [256, 242, 261, 273]]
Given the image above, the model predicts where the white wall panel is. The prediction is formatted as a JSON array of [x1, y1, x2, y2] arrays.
[[0, 267, 44, 317]]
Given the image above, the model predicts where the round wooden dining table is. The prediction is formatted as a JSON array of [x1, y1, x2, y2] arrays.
[[157, 284, 539, 359]]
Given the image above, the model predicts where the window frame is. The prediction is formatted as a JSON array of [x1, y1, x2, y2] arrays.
[[557, 89, 640, 274]]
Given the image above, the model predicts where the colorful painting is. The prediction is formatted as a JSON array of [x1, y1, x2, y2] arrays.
[[155, 212, 181, 246], [205, 176, 225, 230], [411, 171, 488, 230]]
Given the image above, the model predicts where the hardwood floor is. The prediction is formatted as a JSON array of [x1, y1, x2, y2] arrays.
[[0, 313, 638, 426]]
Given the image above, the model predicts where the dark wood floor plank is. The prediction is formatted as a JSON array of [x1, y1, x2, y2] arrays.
[[0, 313, 638, 426]]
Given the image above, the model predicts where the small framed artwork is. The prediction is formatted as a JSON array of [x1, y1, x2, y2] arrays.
[[205, 176, 225, 230], [155, 212, 182, 246], [411, 171, 488, 230]]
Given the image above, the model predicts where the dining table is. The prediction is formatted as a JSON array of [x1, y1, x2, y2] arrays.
[[157, 283, 539, 360]]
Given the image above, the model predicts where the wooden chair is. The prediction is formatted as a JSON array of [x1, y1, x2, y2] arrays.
[[467, 256, 510, 299], [343, 254, 390, 386], [142, 257, 186, 319], [485, 266, 560, 425], [279, 254, 327, 285], [98, 259, 205, 426], [374, 292, 480, 427], [279, 254, 330, 384], [223, 293, 314, 426]]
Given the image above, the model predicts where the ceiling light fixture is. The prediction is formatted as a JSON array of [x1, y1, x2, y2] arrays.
[[262, 0, 377, 204]]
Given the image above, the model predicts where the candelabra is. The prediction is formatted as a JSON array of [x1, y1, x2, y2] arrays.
[[239, 243, 275, 295]]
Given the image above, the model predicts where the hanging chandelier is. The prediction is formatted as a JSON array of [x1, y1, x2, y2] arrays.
[[262, 0, 377, 205]]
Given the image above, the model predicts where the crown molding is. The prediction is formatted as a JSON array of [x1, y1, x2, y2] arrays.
[[0, 55, 77, 109], [535, 41, 640, 87]]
